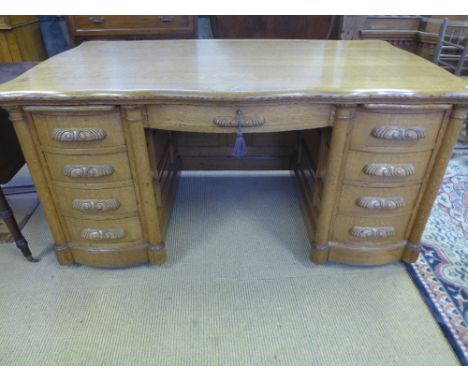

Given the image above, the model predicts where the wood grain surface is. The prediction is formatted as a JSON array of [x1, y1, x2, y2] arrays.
[[0, 40, 467, 103]]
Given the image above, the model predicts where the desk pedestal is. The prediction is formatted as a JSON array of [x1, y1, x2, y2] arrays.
[[7, 102, 467, 267]]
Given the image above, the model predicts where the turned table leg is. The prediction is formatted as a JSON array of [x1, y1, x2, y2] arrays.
[[0, 186, 37, 262]]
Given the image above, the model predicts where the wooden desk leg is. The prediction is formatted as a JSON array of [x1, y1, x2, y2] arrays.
[[311, 105, 356, 264], [402, 105, 468, 263], [7, 108, 73, 265], [0, 186, 37, 262], [122, 106, 166, 265]]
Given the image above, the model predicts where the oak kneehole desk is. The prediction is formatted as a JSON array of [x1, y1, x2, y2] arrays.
[[0, 40, 467, 267]]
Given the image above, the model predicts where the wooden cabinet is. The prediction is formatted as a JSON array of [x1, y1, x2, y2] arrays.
[[0, 16, 46, 62], [210, 16, 336, 39], [66, 16, 197, 45]]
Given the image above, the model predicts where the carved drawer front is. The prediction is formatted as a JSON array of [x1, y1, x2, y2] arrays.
[[147, 103, 333, 133], [350, 104, 449, 149], [28, 106, 126, 149], [54, 184, 138, 219], [45, 151, 132, 184], [337, 184, 421, 216], [344, 150, 432, 184], [332, 214, 411, 246], [64, 216, 143, 245]]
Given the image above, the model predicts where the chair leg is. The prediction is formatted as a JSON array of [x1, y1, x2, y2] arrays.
[[0, 187, 38, 262]]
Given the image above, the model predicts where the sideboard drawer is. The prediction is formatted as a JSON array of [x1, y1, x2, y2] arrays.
[[64, 216, 143, 245], [28, 106, 125, 150], [337, 184, 421, 216], [55, 184, 139, 219], [350, 105, 450, 149], [343, 150, 433, 184], [332, 214, 411, 246], [73, 15, 192, 31], [45, 151, 132, 184], [147, 103, 333, 133]]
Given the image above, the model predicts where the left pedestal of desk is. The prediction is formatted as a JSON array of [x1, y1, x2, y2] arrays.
[[6, 105, 166, 267]]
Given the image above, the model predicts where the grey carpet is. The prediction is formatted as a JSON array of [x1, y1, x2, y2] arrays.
[[0, 172, 459, 365]]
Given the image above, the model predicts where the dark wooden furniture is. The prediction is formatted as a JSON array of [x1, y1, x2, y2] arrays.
[[0, 16, 46, 62], [210, 16, 336, 39], [66, 16, 198, 45], [0, 62, 37, 261]]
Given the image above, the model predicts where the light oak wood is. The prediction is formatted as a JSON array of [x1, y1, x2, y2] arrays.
[[147, 103, 333, 133], [343, 150, 433, 184], [30, 106, 125, 149], [1, 40, 467, 104], [64, 216, 143, 245], [55, 184, 138, 219], [0, 16, 46, 62], [332, 213, 412, 246], [0, 40, 466, 267], [122, 106, 166, 265], [337, 184, 421, 216], [350, 105, 449, 150], [45, 151, 132, 184], [328, 246, 404, 265], [310, 105, 356, 264]]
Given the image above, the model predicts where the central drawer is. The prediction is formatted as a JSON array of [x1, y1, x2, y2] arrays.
[[147, 103, 334, 133]]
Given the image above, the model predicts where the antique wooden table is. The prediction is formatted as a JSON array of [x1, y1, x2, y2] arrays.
[[0, 40, 466, 267]]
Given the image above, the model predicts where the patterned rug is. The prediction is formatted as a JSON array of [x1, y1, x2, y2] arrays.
[[406, 153, 468, 365]]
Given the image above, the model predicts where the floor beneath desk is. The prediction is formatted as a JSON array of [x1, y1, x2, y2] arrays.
[[0, 171, 459, 365]]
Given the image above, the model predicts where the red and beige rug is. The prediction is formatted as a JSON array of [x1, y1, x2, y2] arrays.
[[407, 153, 468, 365]]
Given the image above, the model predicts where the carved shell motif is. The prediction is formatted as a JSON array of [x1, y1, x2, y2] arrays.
[[81, 228, 125, 241], [63, 164, 114, 178], [362, 164, 415, 177], [350, 226, 395, 239], [72, 199, 121, 212], [52, 128, 107, 142], [356, 197, 405, 210], [371, 126, 426, 141], [213, 110, 265, 128]]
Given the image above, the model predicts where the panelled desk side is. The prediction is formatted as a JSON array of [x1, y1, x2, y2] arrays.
[[0, 40, 467, 267]]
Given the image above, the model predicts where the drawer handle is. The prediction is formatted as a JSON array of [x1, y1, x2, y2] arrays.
[[372, 126, 426, 141], [356, 196, 405, 210], [213, 113, 265, 128], [350, 226, 395, 239], [63, 164, 114, 178], [363, 163, 415, 177], [52, 128, 106, 142], [81, 228, 125, 241], [159, 15, 176, 23], [89, 16, 106, 24], [72, 198, 121, 212]]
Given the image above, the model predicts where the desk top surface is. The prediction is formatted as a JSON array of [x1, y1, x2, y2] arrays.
[[0, 39, 467, 104]]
